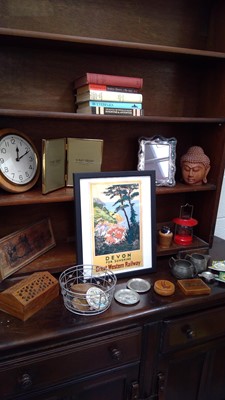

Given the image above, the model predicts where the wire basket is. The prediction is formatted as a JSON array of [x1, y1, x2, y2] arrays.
[[59, 265, 117, 316]]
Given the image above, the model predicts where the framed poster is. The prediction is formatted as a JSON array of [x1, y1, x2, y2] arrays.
[[74, 171, 156, 278]]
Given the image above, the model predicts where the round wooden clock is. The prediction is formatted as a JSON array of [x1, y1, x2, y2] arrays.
[[0, 128, 40, 193]]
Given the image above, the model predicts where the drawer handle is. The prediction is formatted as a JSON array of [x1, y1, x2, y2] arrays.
[[183, 325, 196, 339], [18, 373, 33, 390], [109, 347, 122, 361], [158, 372, 165, 392]]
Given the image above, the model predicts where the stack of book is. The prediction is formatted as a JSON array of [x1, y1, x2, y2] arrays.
[[74, 73, 143, 116]]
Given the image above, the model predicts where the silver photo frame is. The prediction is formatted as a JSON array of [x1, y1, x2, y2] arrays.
[[137, 135, 177, 186]]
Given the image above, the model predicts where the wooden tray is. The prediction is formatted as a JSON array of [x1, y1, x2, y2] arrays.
[[177, 278, 211, 295], [0, 271, 59, 320]]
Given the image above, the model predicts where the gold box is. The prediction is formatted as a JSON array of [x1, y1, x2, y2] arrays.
[[42, 138, 103, 194]]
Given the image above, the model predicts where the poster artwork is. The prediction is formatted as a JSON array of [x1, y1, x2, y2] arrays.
[[91, 180, 143, 273]]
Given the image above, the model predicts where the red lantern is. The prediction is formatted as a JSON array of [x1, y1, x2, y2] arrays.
[[173, 204, 198, 245]]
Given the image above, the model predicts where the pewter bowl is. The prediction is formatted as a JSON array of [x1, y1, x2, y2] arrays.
[[198, 271, 215, 283]]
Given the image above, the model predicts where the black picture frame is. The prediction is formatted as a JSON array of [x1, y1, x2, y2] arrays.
[[74, 170, 156, 278]]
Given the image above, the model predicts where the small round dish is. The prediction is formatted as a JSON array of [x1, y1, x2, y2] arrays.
[[86, 286, 109, 310], [214, 277, 225, 284], [127, 278, 151, 293], [209, 262, 225, 272], [114, 288, 140, 305], [198, 271, 215, 283]]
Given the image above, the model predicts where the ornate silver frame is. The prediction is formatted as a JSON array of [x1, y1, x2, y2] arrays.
[[137, 135, 177, 186]]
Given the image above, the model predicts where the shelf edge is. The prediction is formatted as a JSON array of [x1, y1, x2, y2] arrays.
[[0, 27, 225, 60], [0, 108, 224, 124]]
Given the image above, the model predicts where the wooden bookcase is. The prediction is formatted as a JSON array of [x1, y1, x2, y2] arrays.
[[0, 0, 225, 274]]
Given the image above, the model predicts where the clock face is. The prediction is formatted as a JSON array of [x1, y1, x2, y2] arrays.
[[0, 134, 38, 185]]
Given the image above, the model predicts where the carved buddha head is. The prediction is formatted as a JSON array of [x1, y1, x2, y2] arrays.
[[180, 146, 210, 185]]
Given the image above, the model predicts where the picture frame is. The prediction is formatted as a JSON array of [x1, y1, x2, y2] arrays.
[[137, 135, 177, 187], [0, 218, 56, 281], [74, 171, 156, 278]]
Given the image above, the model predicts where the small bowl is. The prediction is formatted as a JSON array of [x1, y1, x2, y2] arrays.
[[59, 265, 117, 316], [198, 271, 215, 283]]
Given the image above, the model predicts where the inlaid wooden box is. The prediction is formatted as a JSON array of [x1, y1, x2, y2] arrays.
[[0, 271, 59, 321], [177, 279, 211, 296]]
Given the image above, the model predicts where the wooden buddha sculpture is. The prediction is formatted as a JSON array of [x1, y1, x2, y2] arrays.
[[180, 146, 210, 185]]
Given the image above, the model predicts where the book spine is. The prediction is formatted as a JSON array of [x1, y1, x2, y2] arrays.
[[86, 101, 142, 109], [77, 90, 143, 103], [75, 73, 143, 89], [92, 84, 139, 93], [93, 107, 143, 116], [77, 84, 139, 94]]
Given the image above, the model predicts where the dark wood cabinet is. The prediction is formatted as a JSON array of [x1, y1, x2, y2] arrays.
[[156, 306, 225, 400], [29, 366, 139, 400], [1, 257, 225, 400], [2, 270, 225, 400], [1, 1, 225, 400], [0, 326, 142, 400], [0, 0, 225, 275]]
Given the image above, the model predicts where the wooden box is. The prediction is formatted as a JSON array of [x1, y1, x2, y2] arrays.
[[177, 279, 211, 296], [0, 271, 59, 321]]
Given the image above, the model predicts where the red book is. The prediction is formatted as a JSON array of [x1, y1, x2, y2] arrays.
[[76, 83, 139, 94], [74, 73, 143, 89]]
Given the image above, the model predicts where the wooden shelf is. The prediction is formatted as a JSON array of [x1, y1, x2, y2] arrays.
[[0, 27, 225, 61], [0, 108, 224, 124], [0, 1, 225, 273], [156, 183, 216, 195], [157, 235, 209, 257], [13, 241, 76, 277], [0, 236, 208, 280], [1, 235, 208, 279], [0, 183, 216, 207], [0, 187, 74, 206]]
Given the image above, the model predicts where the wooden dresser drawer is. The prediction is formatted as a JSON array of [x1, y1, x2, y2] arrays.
[[161, 305, 225, 353], [0, 328, 142, 399]]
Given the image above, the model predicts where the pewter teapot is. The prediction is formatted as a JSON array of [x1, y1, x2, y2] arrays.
[[169, 257, 197, 279], [185, 253, 210, 273]]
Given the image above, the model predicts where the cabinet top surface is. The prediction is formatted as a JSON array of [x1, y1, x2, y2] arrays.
[[1, 238, 225, 355]]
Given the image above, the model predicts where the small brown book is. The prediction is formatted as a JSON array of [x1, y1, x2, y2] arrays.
[[177, 278, 211, 295]]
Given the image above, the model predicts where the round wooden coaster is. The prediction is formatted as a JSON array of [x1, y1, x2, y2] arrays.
[[154, 280, 175, 296], [72, 296, 89, 312], [70, 283, 93, 294]]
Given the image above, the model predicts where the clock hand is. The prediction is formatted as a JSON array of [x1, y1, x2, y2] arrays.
[[16, 147, 20, 161], [18, 150, 30, 160]]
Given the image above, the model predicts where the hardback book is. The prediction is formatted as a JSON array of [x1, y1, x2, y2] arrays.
[[76, 90, 143, 104], [76, 84, 139, 94], [77, 101, 142, 110], [77, 106, 143, 116], [74, 73, 143, 89], [42, 138, 103, 194]]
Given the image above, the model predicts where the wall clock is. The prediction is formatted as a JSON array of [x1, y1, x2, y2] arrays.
[[0, 128, 40, 193]]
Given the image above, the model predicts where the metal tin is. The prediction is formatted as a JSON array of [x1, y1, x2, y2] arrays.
[[86, 286, 109, 310], [114, 288, 140, 305], [127, 278, 151, 293]]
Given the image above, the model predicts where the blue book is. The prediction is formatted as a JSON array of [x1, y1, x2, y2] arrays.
[[79, 101, 142, 109]]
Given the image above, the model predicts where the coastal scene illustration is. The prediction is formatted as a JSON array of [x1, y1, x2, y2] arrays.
[[91, 180, 143, 272]]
